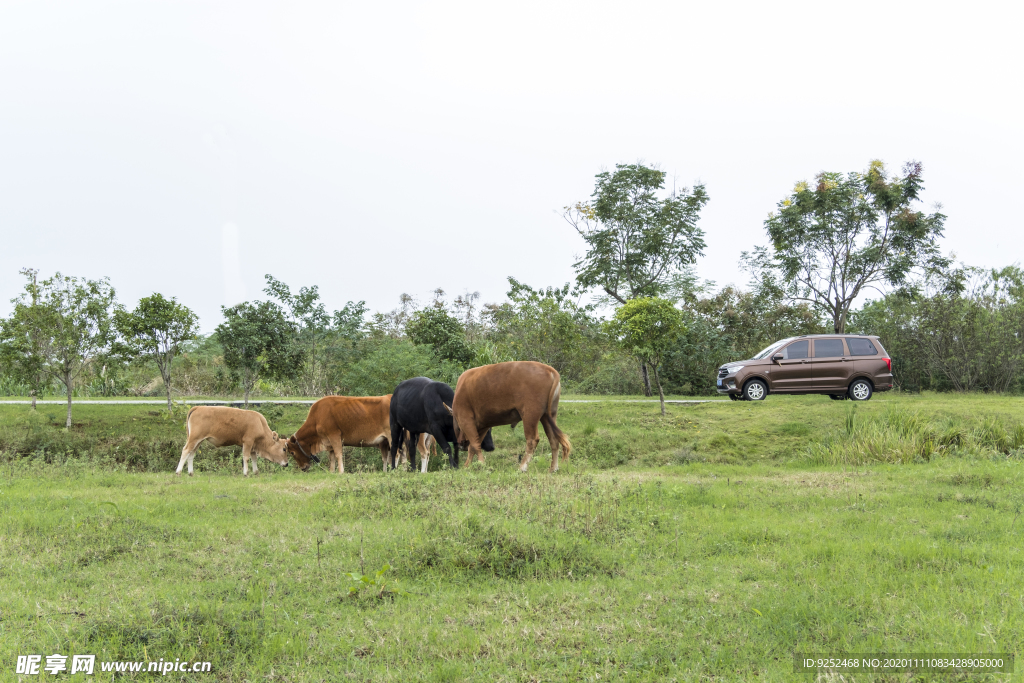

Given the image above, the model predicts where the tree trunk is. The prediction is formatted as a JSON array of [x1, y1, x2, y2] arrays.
[[163, 368, 173, 413], [652, 363, 666, 416], [64, 373, 73, 429], [640, 362, 653, 397], [30, 389, 36, 411]]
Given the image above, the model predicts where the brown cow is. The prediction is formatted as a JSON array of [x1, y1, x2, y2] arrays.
[[398, 430, 437, 473], [286, 395, 392, 473], [177, 406, 290, 476], [445, 361, 572, 472]]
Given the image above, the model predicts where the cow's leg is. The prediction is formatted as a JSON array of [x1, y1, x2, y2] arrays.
[[540, 415, 560, 473], [176, 435, 202, 476], [242, 442, 252, 476], [389, 423, 403, 472], [459, 422, 485, 467], [379, 440, 391, 471], [518, 413, 543, 473], [399, 436, 415, 473], [327, 434, 345, 474], [430, 421, 457, 469], [420, 434, 434, 473]]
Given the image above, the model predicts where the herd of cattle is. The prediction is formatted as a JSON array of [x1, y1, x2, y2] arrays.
[[175, 360, 572, 476]]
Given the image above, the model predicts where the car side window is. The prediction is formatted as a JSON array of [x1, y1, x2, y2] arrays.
[[813, 339, 846, 358], [781, 340, 809, 359], [846, 337, 877, 356]]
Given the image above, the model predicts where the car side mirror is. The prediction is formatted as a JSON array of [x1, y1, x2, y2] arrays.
[[772, 354, 783, 361]]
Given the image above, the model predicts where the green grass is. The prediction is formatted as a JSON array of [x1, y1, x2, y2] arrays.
[[1, 393, 1022, 681]]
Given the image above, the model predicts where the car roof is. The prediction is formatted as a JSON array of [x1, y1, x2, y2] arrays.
[[793, 334, 879, 339]]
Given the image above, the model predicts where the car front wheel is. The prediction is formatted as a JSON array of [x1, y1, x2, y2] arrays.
[[743, 379, 768, 401], [848, 379, 873, 401]]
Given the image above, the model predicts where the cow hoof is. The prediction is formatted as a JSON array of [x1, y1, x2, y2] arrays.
[[188, 473, 193, 477]]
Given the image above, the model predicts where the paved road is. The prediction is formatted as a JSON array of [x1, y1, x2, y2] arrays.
[[0, 399, 728, 406]]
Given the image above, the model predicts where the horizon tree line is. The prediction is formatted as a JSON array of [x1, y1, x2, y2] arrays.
[[2, 159, 1021, 428]]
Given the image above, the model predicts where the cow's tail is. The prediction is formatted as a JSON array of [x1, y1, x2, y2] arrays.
[[547, 377, 562, 418], [543, 379, 571, 461], [185, 406, 199, 438]]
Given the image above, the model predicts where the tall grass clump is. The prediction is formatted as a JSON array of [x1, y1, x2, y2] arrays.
[[806, 405, 1024, 465]]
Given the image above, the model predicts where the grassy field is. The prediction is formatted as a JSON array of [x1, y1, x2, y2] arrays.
[[1, 393, 1022, 681]]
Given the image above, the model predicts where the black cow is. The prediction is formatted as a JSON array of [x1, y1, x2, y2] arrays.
[[389, 377, 495, 471]]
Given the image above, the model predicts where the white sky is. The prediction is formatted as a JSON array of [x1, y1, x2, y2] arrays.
[[1, 0, 1021, 331]]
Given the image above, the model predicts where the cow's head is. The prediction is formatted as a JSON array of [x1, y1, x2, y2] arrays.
[[442, 402, 469, 447], [262, 431, 290, 468], [286, 435, 320, 472]]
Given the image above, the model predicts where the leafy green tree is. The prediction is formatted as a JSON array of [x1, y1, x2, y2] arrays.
[[407, 306, 474, 366], [564, 163, 708, 393], [342, 338, 435, 396], [486, 278, 605, 382], [263, 275, 369, 395], [216, 301, 303, 407], [2, 271, 116, 427], [751, 160, 947, 333], [850, 265, 1024, 393], [0, 269, 49, 409], [113, 293, 199, 411], [606, 298, 686, 415]]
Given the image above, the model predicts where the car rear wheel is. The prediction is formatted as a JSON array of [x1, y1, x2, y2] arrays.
[[848, 379, 873, 401], [743, 379, 767, 401]]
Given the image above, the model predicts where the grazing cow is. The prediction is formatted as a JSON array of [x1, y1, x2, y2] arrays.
[[286, 395, 392, 473], [389, 377, 464, 471], [177, 406, 290, 476], [398, 430, 437, 473], [445, 361, 571, 472]]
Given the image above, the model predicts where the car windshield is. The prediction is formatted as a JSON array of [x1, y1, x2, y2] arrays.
[[751, 338, 793, 360]]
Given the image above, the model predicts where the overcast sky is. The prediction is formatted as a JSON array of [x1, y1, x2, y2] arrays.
[[2, 1, 1021, 331]]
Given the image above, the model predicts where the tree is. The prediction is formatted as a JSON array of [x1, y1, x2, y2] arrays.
[[486, 277, 604, 382], [216, 301, 303, 407], [263, 275, 369, 395], [113, 293, 199, 412], [0, 269, 48, 409], [565, 163, 708, 393], [751, 160, 947, 333], [263, 275, 332, 395], [342, 338, 435, 397], [850, 265, 1024, 393], [407, 306, 474, 366], [606, 297, 686, 415], [2, 271, 116, 427]]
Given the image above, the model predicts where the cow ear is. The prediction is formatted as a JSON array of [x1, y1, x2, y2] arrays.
[[271, 431, 278, 439], [289, 435, 297, 443], [442, 402, 453, 415]]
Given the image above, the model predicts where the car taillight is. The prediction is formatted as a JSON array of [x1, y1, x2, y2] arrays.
[[884, 358, 892, 372]]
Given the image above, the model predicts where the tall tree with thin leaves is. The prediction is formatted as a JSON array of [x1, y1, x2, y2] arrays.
[[3, 271, 116, 427], [749, 160, 947, 333], [565, 163, 707, 394]]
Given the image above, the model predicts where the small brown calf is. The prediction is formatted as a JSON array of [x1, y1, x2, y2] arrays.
[[178, 406, 290, 476]]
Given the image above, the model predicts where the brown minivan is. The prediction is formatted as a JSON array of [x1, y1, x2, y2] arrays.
[[716, 335, 893, 401]]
